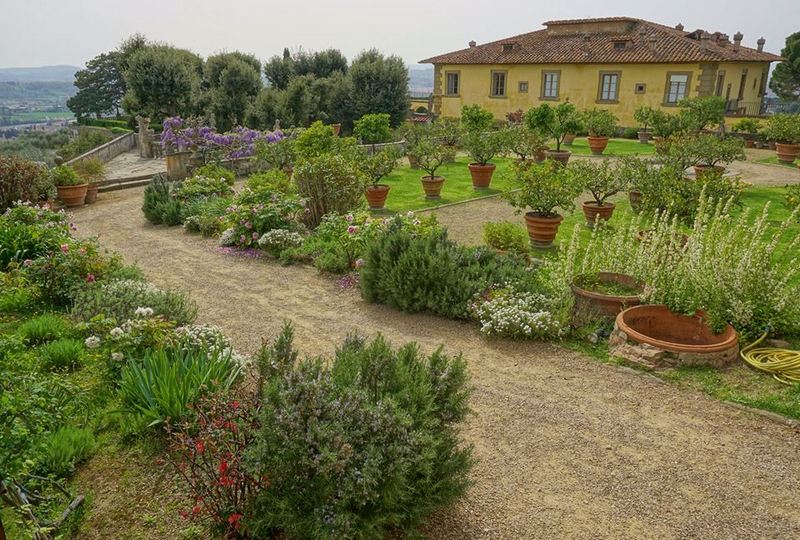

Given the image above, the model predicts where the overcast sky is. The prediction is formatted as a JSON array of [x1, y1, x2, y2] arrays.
[[1, 0, 797, 68]]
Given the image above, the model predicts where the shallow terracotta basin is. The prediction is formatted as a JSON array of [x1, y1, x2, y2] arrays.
[[616, 305, 737, 354], [571, 272, 642, 317]]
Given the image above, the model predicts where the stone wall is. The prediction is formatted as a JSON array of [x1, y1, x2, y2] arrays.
[[65, 131, 137, 166]]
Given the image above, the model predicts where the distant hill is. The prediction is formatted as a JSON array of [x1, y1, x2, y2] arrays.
[[0, 65, 79, 83], [0, 81, 76, 102], [408, 65, 433, 94]]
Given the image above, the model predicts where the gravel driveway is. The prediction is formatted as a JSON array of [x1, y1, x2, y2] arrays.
[[70, 176, 800, 539]]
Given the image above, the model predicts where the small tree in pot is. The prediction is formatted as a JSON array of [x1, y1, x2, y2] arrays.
[[569, 159, 628, 227], [501, 124, 549, 163], [460, 104, 494, 133], [581, 108, 618, 155], [71, 157, 106, 204], [650, 111, 687, 154], [398, 122, 426, 168], [463, 131, 503, 189], [667, 134, 744, 177], [432, 117, 463, 162], [524, 103, 582, 166], [616, 155, 658, 212], [412, 138, 455, 199], [677, 95, 726, 133], [633, 106, 656, 143], [762, 113, 800, 164], [357, 145, 401, 210], [731, 118, 761, 148], [502, 160, 581, 247]]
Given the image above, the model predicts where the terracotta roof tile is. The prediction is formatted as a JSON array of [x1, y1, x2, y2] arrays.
[[420, 17, 782, 65]]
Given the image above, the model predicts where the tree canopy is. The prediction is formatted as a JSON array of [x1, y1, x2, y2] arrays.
[[770, 31, 800, 101]]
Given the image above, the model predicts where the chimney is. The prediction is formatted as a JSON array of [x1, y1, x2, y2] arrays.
[[647, 35, 657, 53], [699, 31, 711, 52], [718, 33, 729, 47], [675, 23, 684, 31], [468, 40, 476, 48], [757, 37, 766, 52], [581, 33, 591, 56], [733, 31, 743, 52]]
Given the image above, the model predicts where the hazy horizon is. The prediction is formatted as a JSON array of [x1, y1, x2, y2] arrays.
[[1, 0, 797, 70]]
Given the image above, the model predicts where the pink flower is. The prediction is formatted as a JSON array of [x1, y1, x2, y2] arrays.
[[252, 232, 259, 240], [85, 273, 96, 283], [59, 244, 69, 253], [345, 214, 354, 223], [239, 235, 246, 243], [22, 259, 32, 267], [244, 221, 253, 229], [347, 225, 359, 234], [354, 258, 365, 268]]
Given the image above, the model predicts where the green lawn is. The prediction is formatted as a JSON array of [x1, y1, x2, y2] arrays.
[[563, 137, 656, 156], [756, 155, 799, 168], [2, 110, 74, 123]]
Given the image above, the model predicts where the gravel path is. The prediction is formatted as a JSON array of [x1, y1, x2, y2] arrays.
[[69, 178, 800, 539]]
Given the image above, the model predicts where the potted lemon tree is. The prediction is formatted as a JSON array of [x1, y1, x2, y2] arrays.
[[582, 108, 618, 155], [569, 159, 627, 227], [412, 138, 455, 199], [524, 103, 582, 166], [358, 146, 400, 210], [633, 106, 656, 144], [51, 165, 88, 207], [502, 160, 581, 247], [463, 131, 503, 189], [762, 113, 800, 164]]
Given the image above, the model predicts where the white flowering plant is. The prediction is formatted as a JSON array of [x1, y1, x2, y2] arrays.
[[470, 285, 568, 339], [257, 229, 304, 256]]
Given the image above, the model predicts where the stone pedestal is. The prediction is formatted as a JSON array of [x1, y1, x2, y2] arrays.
[[136, 116, 154, 158], [609, 326, 739, 369], [165, 151, 191, 180]]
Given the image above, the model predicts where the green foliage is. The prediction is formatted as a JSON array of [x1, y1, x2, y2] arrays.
[[18, 313, 73, 345], [294, 121, 340, 159], [254, 135, 296, 171], [633, 106, 657, 129], [356, 146, 400, 186], [461, 104, 494, 133], [118, 346, 242, 430], [503, 160, 582, 217], [483, 221, 529, 253], [568, 159, 628, 206], [71, 278, 197, 325], [246, 325, 473, 539], [762, 113, 800, 144], [353, 113, 392, 144], [348, 49, 410, 128], [524, 102, 583, 151], [39, 338, 84, 371], [294, 152, 366, 228], [500, 124, 548, 161], [361, 227, 530, 319], [174, 175, 234, 201], [245, 169, 294, 194], [0, 203, 71, 270], [57, 130, 113, 161], [204, 52, 262, 132], [581, 108, 618, 137], [409, 137, 455, 179], [463, 130, 503, 165], [142, 174, 173, 224], [71, 157, 106, 184], [667, 133, 745, 168], [769, 31, 800, 100], [220, 185, 303, 248], [50, 164, 83, 186], [732, 118, 762, 134], [40, 426, 96, 477], [677, 96, 726, 132], [785, 183, 800, 212], [0, 155, 53, 211], [182, 196, 232, 236], [193, 163, 235, 186]]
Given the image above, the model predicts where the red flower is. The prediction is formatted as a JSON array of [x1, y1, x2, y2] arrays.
[[219, 460, 229, 475], [230, 400, 240, 410], [195, 440, 205, 453], [85, 273, 96, 283], [227, 513, 243, 530], [192, 504, 202, 516]]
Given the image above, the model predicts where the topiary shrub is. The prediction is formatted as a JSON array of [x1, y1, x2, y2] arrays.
[[245, 323, 473, 540], [142, 173, 173, 224]]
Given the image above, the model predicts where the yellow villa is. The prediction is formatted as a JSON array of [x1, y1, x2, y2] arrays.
[[421, 17, 782, 126]]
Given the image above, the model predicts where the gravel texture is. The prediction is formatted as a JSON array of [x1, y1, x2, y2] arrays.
[[68, 166, 800, 539]]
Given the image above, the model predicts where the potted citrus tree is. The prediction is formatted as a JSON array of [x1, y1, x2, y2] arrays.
[[524, 103, 582, 166], [569, 159, 627, 227], [502, 160, 581, 247], [72, 157, 106, 204], [582, 108, 618, 155], [616, 155, 658, 212], [501, 123, 549, 163], [463, 131, 503, 189], [762, 113, 800, 164], [633, 106, 655, 144], [731, 118, 761, 148], [51, 164, 88, 207], [688, 134, 745, 177], [412, 138, 455, 199], [398, 122, 426, 169], [358, 146, 400, 210]]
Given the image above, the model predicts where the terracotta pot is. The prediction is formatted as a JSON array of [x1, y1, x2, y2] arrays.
[[365, 184, 390, 210], [693, 165, 725, 178], [628, 190, 643, 212], [331, 123, 342, 136], [84, 183, 99, 204], [637, 130, 652, 144], [562, 133, 577, 145], [56, 183, 88, 207], [407, 154, 420, 169], [587, 136, 609, 155], [523, 212, 563, 247], [775, 142, 800, 164], [468, 163, 496, 189], [571, 272, 643, 317], [421, 176, 445, 199], [545, 150, 571, 166], [534, 147, 548, 163], [582, 201, 615, 227], [744, 139, 755, 149]]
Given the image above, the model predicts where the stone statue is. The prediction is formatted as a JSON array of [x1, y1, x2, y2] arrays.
[[136, 115, 154, 158]]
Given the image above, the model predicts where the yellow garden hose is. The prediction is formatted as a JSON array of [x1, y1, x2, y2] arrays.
[[741, 332, 800, 384]]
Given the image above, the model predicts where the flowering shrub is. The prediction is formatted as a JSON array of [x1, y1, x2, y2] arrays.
[[193, 163, 235, 186], [183, 196, 232, 237], [174, 324, 248, 366], [0, 202, 71, 270], [71, 278, 198, 325], [221, 186, 304, 248], [293, 152, 366, 228], [161, 116, 284, 160], [0, 155, 53, 211], [245, 324, 473, 540], [550, 194, 800, 339], [257, 228, 304, 256], [471, 285, 566, 339]]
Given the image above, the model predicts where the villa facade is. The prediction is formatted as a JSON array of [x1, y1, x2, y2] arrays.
[[421, 17, 781, 126]]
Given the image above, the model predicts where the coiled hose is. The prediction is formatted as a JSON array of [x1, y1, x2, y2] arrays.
[[741, 332, 800, 384]]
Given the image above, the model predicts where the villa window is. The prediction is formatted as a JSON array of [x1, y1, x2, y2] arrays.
[[445, 72, 459, 96], [519, 81, 529, 93], [665, 72, 691, 104], [491, 71, 507, 97], [541, 71, 560, 99], [597, 71, 620, 102]]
